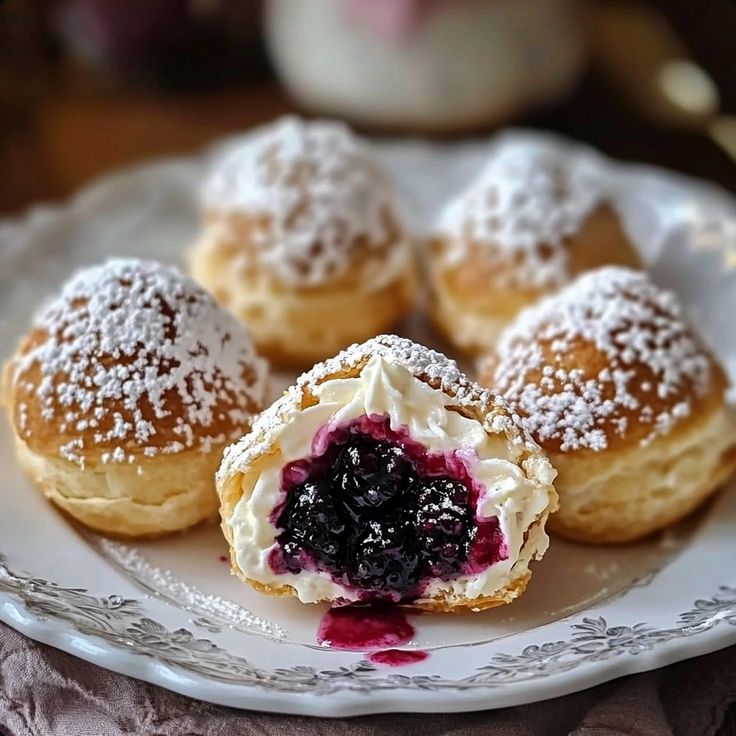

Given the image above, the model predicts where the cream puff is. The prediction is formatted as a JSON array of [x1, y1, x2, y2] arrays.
[[479, 266, 736, 543], [217, 335, 557, 612], [2, 258, 269, 537], [190, 116, 416, 367], [429, 140, 641, 355]]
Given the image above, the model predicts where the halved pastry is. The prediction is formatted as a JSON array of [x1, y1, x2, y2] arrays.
[[190, 116, 416, 366], [2, 258, 269, 537], [429, 139, 641, 355], [217, 335, 557, 612], [479, 266, 736, 543]]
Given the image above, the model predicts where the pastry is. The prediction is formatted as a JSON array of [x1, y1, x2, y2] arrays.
[[217, 335, 557, 612], [479, 266, 736, 543], [190, 116, 416, 366], [428, 139, 641, 355], [2, 258, 269, 537]]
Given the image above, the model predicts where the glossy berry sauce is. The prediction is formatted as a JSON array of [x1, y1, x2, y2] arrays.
[[269, 414, 508, 603], [317, 604, 414, 649], [317, 605, 429, 667]]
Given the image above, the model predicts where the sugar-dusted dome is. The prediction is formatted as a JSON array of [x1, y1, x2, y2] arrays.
[[481, 266, 722, 454], [479, 266, 736, 544], [202, 116, 406, 288], [6, 258, 269, 467], [435, 140, 610, 290], [428, 140, 641, 356]]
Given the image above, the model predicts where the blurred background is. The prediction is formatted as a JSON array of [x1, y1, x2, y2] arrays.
[[2, 0, 736, 216]]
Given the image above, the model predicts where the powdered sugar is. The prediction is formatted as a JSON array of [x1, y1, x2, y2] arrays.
[[436, 140, 606, 289], [298, 335, 491, 408], [12, 259, 268, 466], [219, 335, 532, 481], [487, 267, 715, 452], [203, 116, 404, 287]]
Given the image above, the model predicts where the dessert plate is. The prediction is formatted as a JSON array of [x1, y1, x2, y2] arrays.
[[1, 129, 736, 717]]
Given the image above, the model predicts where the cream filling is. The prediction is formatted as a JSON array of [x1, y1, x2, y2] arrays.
[[229, 355, 555, 604]]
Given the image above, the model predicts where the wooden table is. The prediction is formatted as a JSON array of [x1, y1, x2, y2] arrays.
[[1, 71, 292, 216]]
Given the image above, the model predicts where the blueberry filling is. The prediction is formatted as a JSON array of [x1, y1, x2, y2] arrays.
[[346, 515, 421, 595], [334, 438, 413, 520], [271, 415, 507, 602], [277, 479, 346, 571], [415, 478, 473, 579]]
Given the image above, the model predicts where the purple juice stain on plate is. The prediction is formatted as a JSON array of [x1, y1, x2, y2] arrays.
[[367, 649, 429, 667], [317, 603, 431, 667], [317, 604, 414, 649]]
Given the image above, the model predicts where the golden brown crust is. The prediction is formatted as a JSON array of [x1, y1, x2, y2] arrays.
[[549, 449, 736, 543], [4, 259, 268, 468], [52, 500, 219, 541], [13, 434, 225, 537], [545, 406, 736, 543], [7, 348, 263, 467], [437, 205, 639, 300], [200, 210, 407, 294], [478, 267, 736, 543], [190, 214, 417, 368], [408, 572, 532, 613], [233, 568, 532, 613], [3, 259, 268, 537], [429, 205, 641, 355], [252, 276, 416, 368], [479, 338, 729, 458], [480, 266, 727, 454]]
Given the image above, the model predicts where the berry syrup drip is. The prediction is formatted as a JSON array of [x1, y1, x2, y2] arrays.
[[317, 605, 429, 667], [317, 604, 414, 649], [270, 414, 508, 602]]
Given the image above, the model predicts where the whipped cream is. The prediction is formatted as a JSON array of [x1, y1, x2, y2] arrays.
[[228, 354, 555, 604]]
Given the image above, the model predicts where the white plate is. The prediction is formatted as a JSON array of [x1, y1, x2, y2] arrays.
[[2, 130, 736, 717]]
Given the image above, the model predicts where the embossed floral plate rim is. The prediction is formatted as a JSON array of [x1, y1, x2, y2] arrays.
[[1, 128, 736, 716], [2, 511, 736, 716]]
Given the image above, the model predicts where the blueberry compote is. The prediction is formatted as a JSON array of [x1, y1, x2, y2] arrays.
[[270, 415, 507, 603]]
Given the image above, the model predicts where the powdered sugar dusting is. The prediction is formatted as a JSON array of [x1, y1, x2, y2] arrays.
[[219, 335, 534, 482], [12, 259, 268, 466], [436, 141, 605, 289], [203, 116, 404, 287], [487, 267, 715, 452]]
